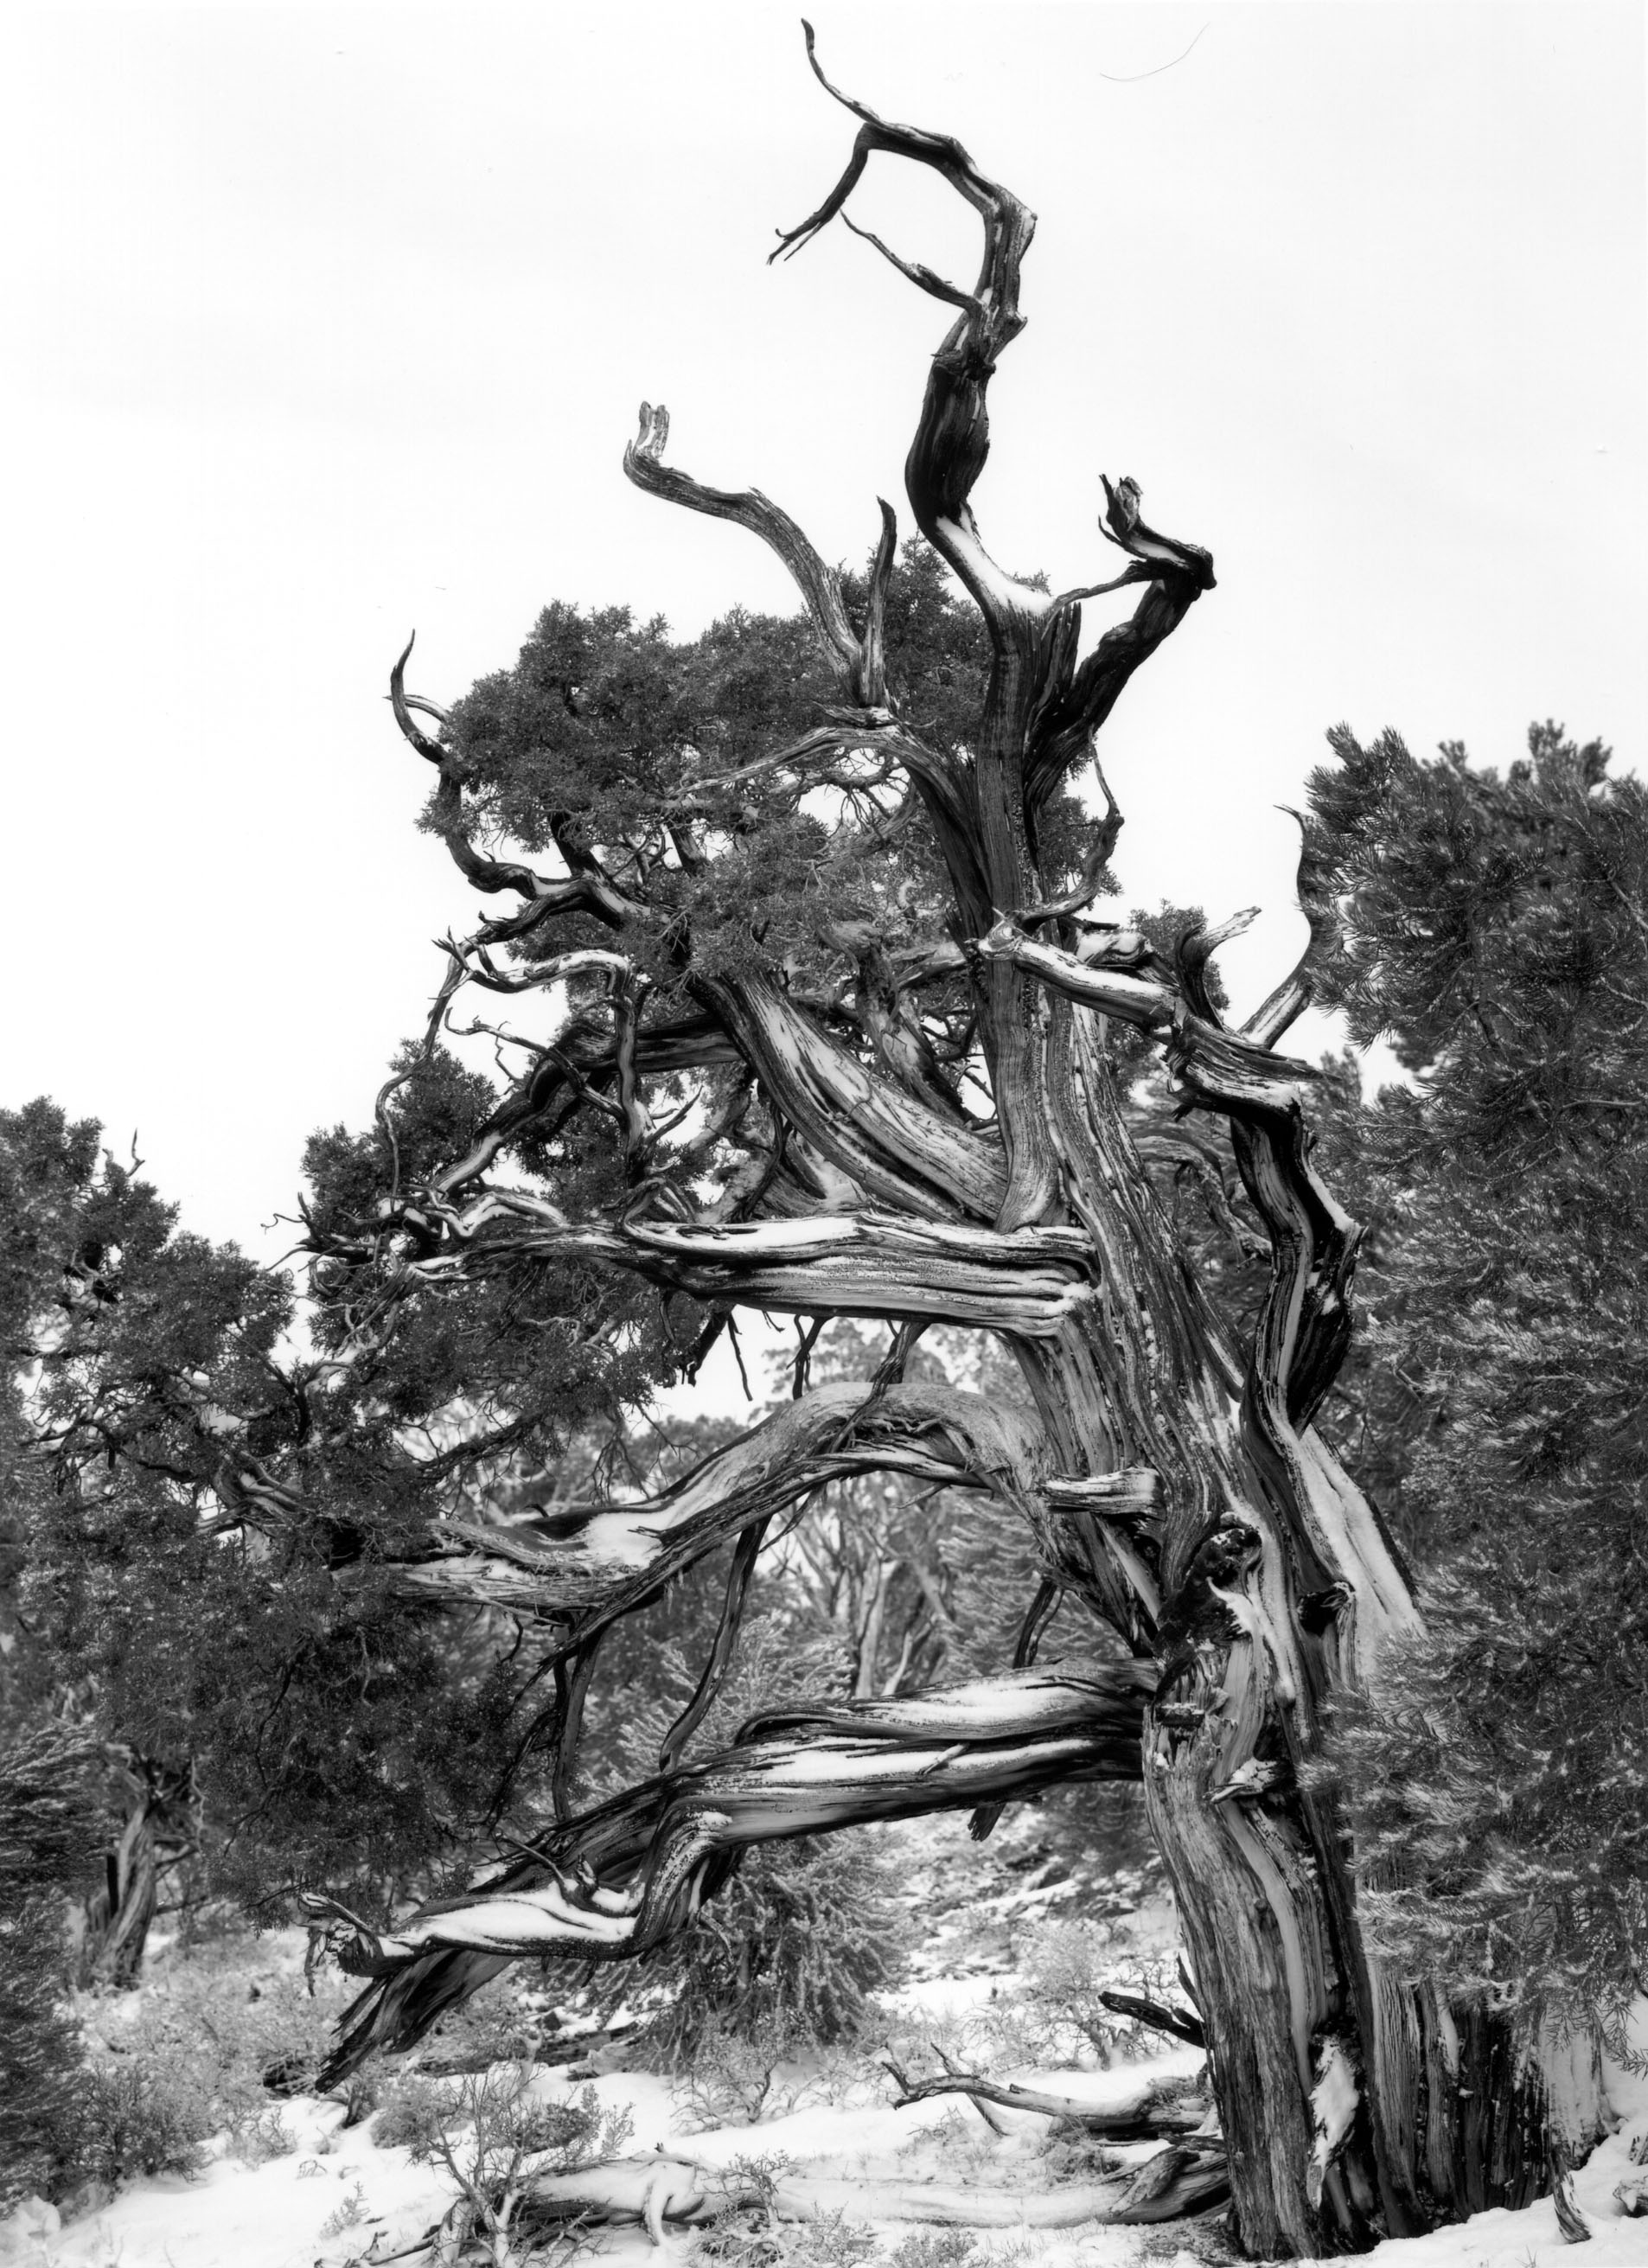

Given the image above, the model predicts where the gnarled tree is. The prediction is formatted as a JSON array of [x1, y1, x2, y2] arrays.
[[302, 37, 1603, 2257]]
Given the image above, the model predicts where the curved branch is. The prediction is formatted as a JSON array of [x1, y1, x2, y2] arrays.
[[624, 403, 891, 709], [1025, 477, 1215, 815], [308, 1657, 1147, 2080], [700, 971, 1006, 1221], [775, 27, 1040, 633], [392, 1378, 1044, 1639], [390, 637, 642, 927], [1241, 815, 1339, 1049]]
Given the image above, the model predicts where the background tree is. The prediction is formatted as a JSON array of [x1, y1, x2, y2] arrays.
[[0, 1096, 556, 1955], [1306, 724, 1648, 2042], [0, 1716, 101, 2206]]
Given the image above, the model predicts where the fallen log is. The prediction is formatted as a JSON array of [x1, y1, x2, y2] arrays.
[[505, 2146, 1229, 2244]]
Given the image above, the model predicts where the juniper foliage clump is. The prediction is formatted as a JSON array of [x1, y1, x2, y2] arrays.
[[1309, 723, 1648, 2036]]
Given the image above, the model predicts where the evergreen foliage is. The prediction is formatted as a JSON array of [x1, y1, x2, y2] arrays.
[[0, 1716, 100, 2206], [1306, 723, 1648, 2035], [642, 1831, 910, 2060], [0, 1099, 537, 1929]]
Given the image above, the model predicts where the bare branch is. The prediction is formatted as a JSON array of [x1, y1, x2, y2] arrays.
[[881, 2057, 1208, 2137], [775, 29, 1042, 635], [657, 1515, 770, 1772], [1024, 478, 1216, 816], [623, 403, 891, 709], [1241, 815, 1340, 1049], [840, 212, 983, 314], [1098, 1988, 1207, 2048]]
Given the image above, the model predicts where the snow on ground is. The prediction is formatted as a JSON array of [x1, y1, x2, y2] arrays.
[[8, 1893, 1645, 2268], [14, 2041, 1648, 2268]]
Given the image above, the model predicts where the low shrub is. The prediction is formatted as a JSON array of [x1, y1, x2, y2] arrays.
[[642, 1832, 911, 2066], [402, 2068, 633, 2264], [102, 1926, 356, 2132], [53, 2059, 208, 2188], [974, 1919, 1192, 2069], [372, 2071, 465, 2155], [224, 2103, 298, 2165], [886, 2236, 982, 2268], [667, 2019, 820, 2131], [692, 2156, 877, 2268]]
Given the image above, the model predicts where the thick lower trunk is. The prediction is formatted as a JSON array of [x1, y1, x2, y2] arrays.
[[1004, 1001, 1595, 2253], [1038, 1313, 1582, 2252]]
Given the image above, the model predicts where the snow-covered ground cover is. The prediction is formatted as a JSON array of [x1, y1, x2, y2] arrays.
[[7, 1824, 1645, 2268]]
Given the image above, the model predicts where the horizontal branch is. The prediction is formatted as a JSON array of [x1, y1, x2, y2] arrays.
[[1098, 1989, 1207, 2049], [309, 1658, 1145, 2079], [505, 2135, 1227, 2238], [740, 1657, 1151, 1747], [408, 1199, 1098, 1337], [1043, 1470, 1161, 1516], [977, 919, 1317, 1108]]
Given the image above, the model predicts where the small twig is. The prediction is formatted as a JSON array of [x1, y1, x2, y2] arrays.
[[1100, 23, 1210, 83]]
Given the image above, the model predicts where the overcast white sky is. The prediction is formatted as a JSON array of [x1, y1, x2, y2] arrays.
[[3, 1, 1644, 1278]]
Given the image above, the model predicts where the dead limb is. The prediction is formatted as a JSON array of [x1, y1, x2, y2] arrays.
[[881, 2054, 1210, 2139]]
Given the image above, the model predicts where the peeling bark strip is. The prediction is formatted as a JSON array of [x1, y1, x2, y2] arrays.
[[310, 27, 1589, 2256]]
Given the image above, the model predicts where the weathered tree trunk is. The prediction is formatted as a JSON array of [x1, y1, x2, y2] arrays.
[[303, 33, 1598, 2253], [74, 1756, 199, 1989]]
